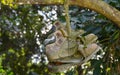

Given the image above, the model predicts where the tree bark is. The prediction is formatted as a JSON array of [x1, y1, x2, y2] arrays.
[[15, 0, 120, 28]]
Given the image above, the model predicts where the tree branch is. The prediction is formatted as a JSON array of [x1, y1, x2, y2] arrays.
[[15, 0, 120, 28]]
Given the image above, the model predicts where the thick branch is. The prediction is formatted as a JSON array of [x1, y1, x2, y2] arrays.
[[70, 0, 120, 28], [15, 0, 120, 28]]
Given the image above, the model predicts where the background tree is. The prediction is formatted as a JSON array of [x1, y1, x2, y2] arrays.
[[0, 0, 120, 75]]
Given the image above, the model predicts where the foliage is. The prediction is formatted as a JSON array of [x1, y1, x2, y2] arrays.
[[0, 0, 120, 75], [0, 55, 14, 75], [0, 4, 48, 75]]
